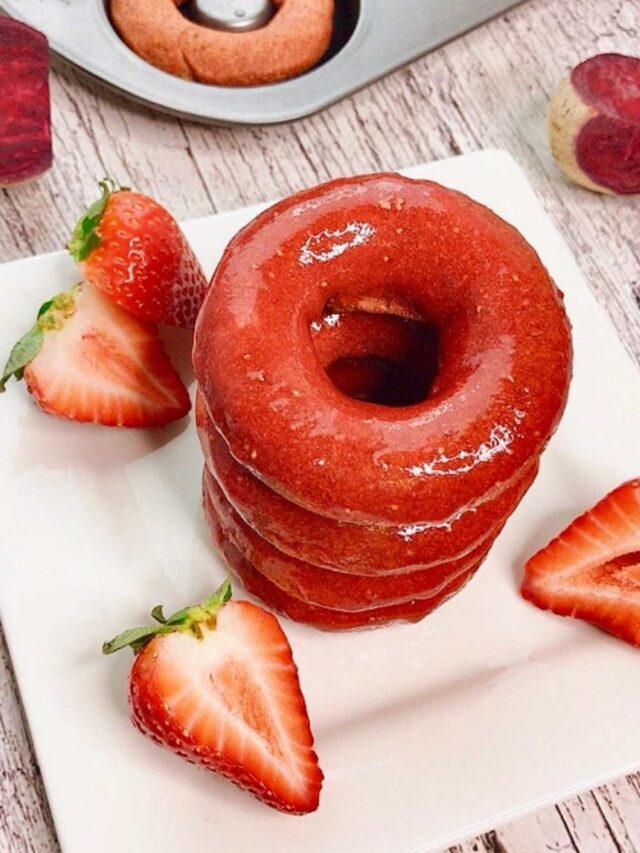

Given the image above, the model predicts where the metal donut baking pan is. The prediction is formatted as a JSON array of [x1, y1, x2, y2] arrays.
[[1, 0, 523, 125]]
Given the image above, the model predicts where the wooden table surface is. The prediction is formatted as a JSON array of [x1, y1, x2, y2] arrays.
[[1, 0, 639, 849]]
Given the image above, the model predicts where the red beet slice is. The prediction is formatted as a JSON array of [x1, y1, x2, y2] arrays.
[[0, 18, 52, 187], [572, 54, 640, 123], [575, 115, 640, 195], [548, 53, 640, 195]]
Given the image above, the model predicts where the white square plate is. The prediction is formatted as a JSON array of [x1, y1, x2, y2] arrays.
[[1, 150, 640, 853]]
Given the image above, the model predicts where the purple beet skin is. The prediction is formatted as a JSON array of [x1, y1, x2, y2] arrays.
[[0, 18, 52, 186]]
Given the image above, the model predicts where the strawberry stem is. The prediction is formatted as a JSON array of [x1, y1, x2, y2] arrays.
[[0, 286, 80, 392], [102, 579, 233, 655], [67, 178, 122, 263]]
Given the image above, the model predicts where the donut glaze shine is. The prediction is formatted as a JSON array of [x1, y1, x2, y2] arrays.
[[204, 491, 477, 631], [204, 468, 490, 610], [197, 392, 538, 573], [194, 174, 572, 525]]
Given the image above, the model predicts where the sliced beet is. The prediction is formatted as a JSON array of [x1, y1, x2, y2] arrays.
[[0, 18, 52, 187], [572, 53, 640, 123], [576, 115, 640, 195]]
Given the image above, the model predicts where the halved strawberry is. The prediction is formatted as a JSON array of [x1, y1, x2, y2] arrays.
[[522, 479, 640, 646], [103, 580, 323, 815], [68, 180, 208, 328], [0, 283, 190, 428]]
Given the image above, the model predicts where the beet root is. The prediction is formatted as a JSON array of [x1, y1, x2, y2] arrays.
[[548, 53, 640, 195], [0, 18, 52, 187]]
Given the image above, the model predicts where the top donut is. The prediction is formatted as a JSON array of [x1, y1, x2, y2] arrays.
[[110, 0, 335, 86], [194, 174, 573, 526]]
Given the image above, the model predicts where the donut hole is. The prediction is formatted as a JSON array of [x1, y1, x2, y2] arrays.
[[322, 0, 361, 64], [181, 0, 274, 32], [179, 0, 361, 65], [311, 312, 440, 408], [326, 354, 430, 406]]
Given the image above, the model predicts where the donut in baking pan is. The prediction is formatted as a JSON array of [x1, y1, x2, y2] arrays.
[[110, 0, 334, 86]]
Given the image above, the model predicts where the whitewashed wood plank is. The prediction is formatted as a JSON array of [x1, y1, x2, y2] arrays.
[[496, 809, 580, 852], [592, 778, 640, 853], [557, 793, 624, 853], [448, 830, 503, 852], [0, 627, 58, 853], [0, 61, 215, 263]]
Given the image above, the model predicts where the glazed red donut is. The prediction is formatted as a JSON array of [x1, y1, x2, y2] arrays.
[[194, 174, 572, 526], [197, 392, 538, 573], [204, 469, 490, 610], [204, 493, 476, 631]]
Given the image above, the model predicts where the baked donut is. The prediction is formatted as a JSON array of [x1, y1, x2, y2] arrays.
[[194, 174, 572, 526], [194, 173, 572, 629], [204, 492, 477, 631], [204, 468, 490, 610], [110, 0, 334, 87], [197, 392, 538, 573]]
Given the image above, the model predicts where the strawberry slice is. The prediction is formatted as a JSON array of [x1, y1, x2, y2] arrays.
[[68, 180, 208, 328], [0, 283, 190, 428], [521, 479, 640, 646], [103, 580, 323, 814]]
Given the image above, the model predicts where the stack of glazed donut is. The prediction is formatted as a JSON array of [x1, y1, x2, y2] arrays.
[[193, 173, 572, 630]]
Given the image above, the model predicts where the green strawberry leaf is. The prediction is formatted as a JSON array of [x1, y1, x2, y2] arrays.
[[37, 298, 55, 319], [67, 178, 123, 263], [202, 578, 233, 612], [0, 287, 80, 393], [102, 579, 234, 655], [0, 324, 43, 392], [102, 624, 174, 655], [151, 605, 167, 624]]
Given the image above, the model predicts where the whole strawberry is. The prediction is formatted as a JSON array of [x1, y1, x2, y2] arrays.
[[68, 180, 208, 328], [103, 580, 323, 814]]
